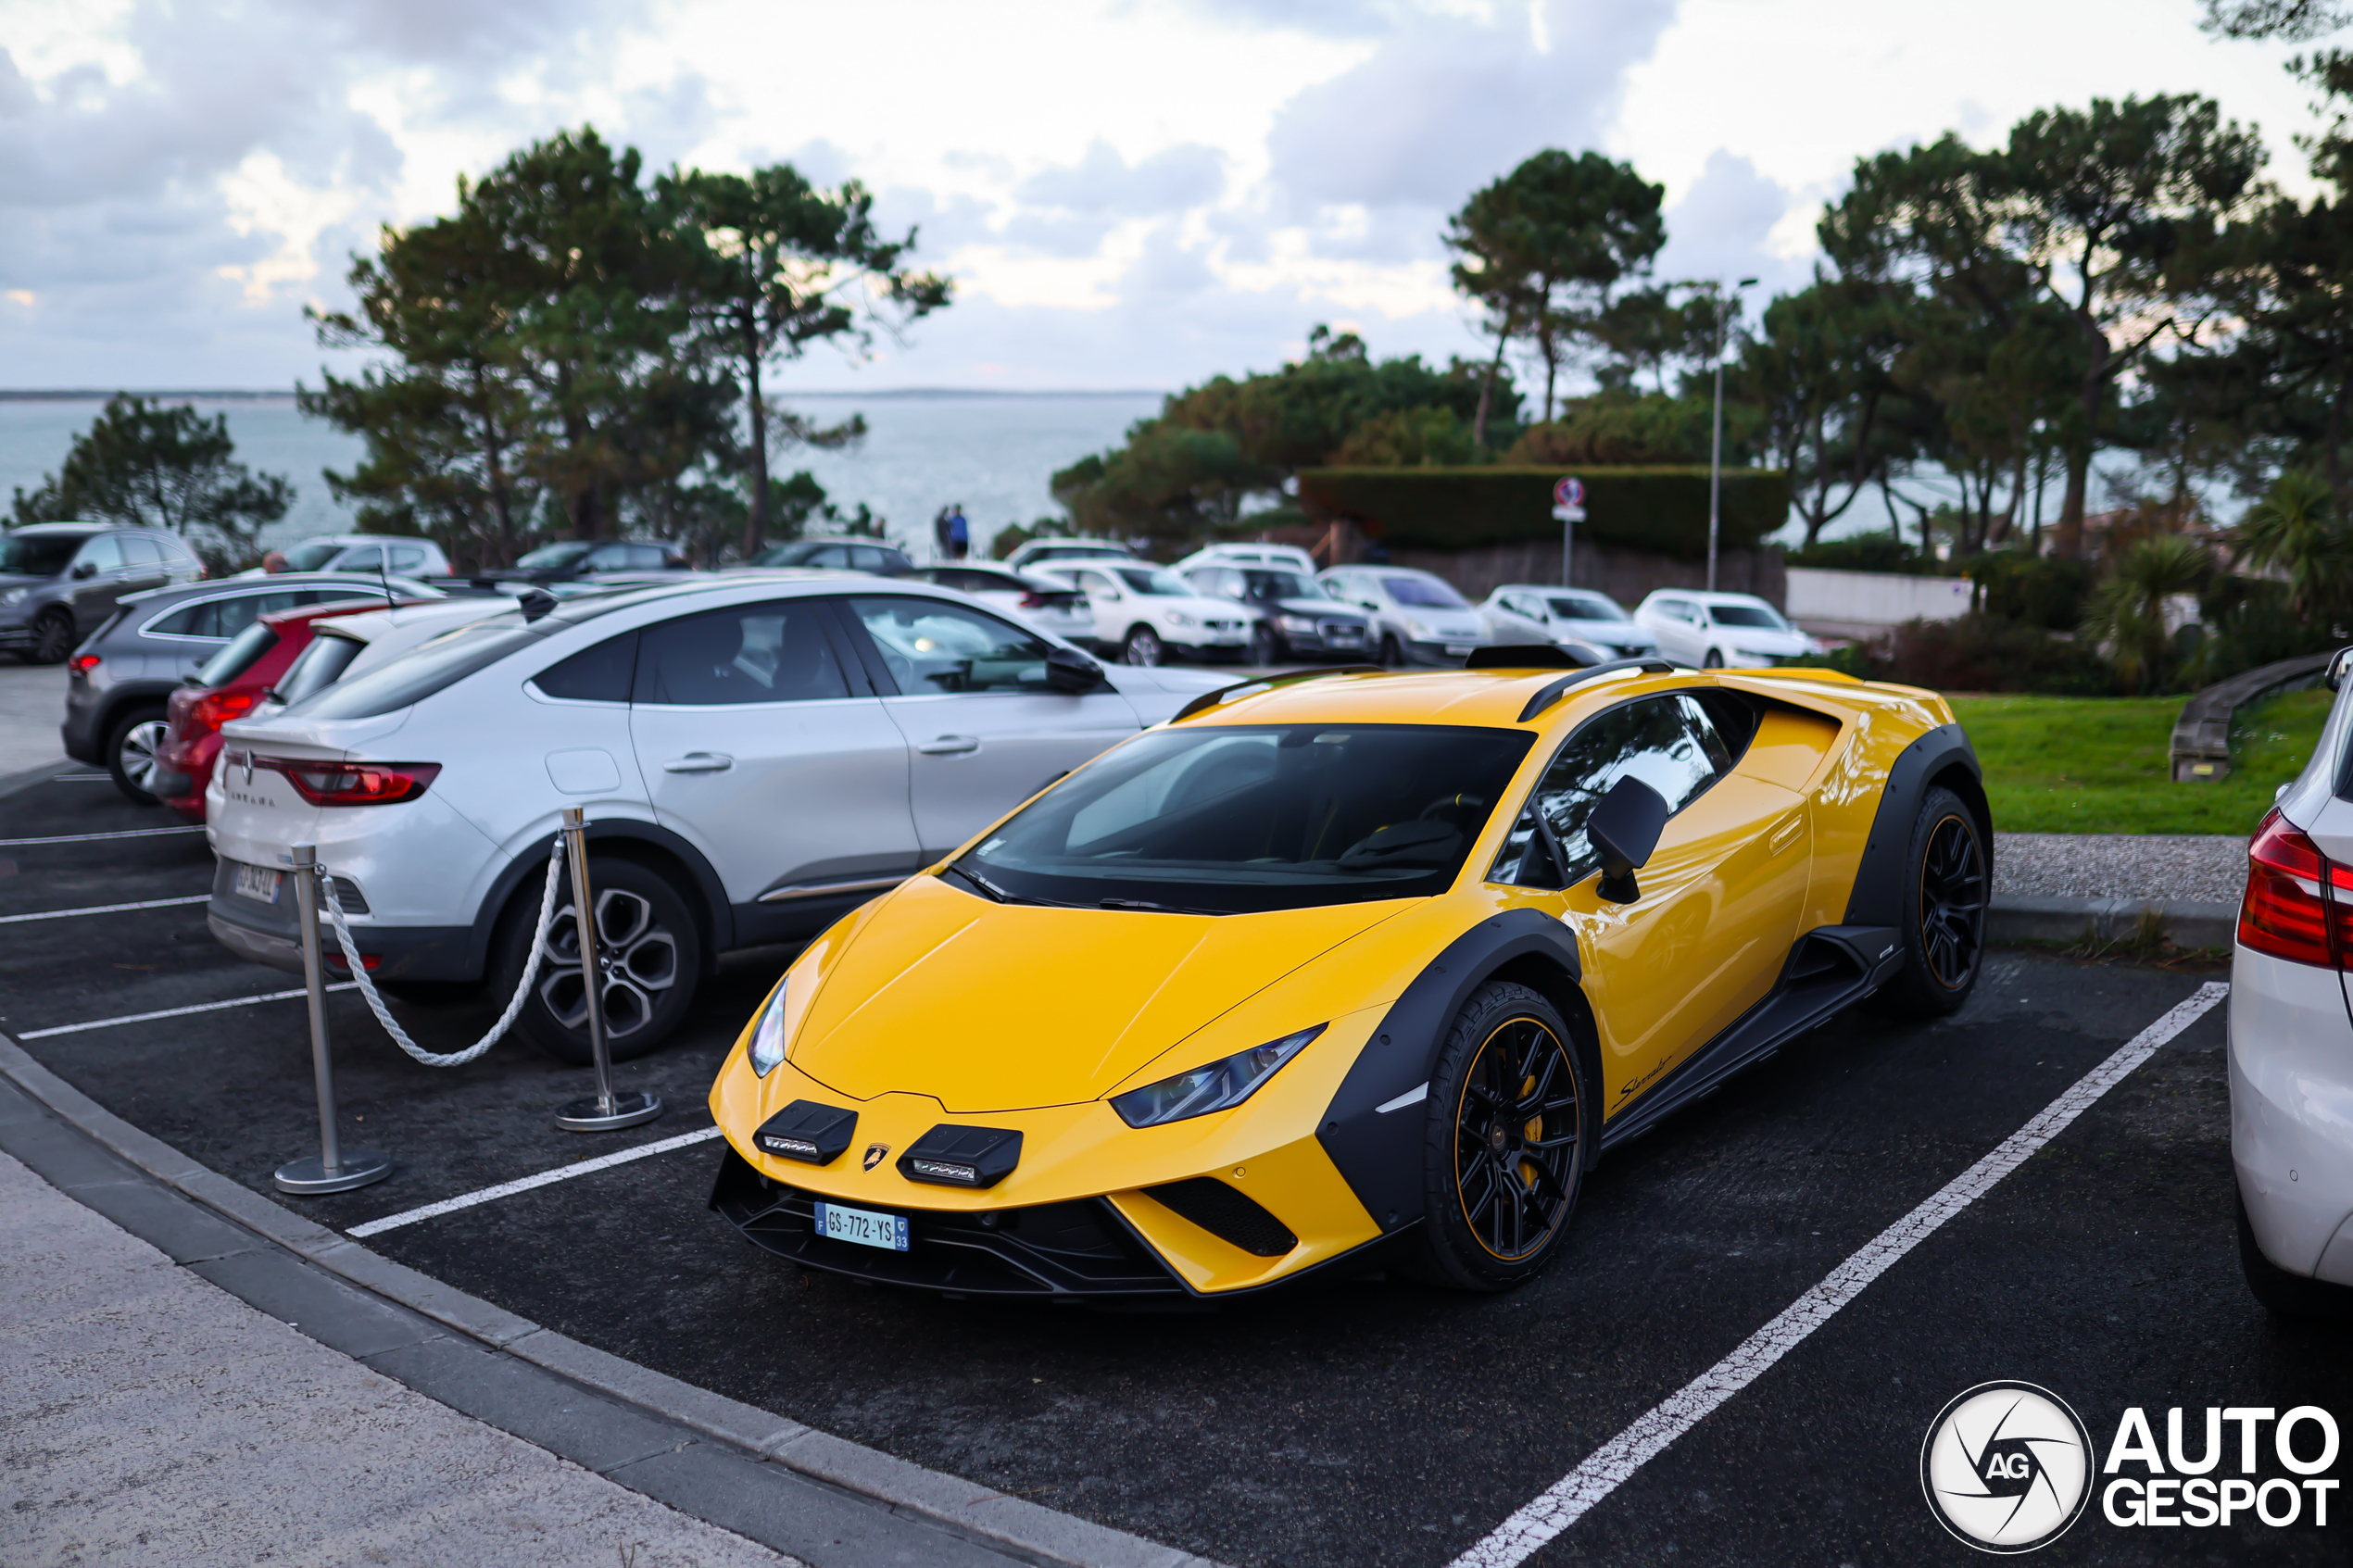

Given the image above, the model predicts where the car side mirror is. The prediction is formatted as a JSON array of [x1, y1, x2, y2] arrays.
[[1045, 646, 1103, 694], [1589, 776, 1669, 903], [2331, 646, 2353, 692], [69, 561, 95, 580]]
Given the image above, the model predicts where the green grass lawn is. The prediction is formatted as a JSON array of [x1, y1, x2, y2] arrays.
[[1947, 686, 2332, 834]]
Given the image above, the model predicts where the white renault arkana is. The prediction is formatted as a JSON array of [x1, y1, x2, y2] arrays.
[[205, 575, 1226, 1063], [2233, 646, 2353, 1320]]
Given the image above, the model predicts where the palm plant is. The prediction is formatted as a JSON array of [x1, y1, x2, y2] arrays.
[[2235, 469, 2351, 620], [2081, 533, 2211, 693]]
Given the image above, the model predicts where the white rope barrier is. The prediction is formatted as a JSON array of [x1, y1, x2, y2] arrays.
[[316, 839, 567, 1068]]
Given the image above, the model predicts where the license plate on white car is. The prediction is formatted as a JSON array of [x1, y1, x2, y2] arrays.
[[813, 1200, 909, 1251], [233, 862, 282, 903]]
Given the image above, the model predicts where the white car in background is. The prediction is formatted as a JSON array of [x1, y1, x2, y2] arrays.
[[2232, 645, 2353, 1321], [236, 535, 453, 579], [258, 596, 523, 714], [1480, 584, 1660, 661], [1045, 561, 1253, 665], [909, 563, 1096, 645], [1633, 590, 1820, 668], [1172, 542, 1320, 576], [205, 577, 1225, 1062], [1003, 538, 1133, 572], [1316, 565, 1491, 667]]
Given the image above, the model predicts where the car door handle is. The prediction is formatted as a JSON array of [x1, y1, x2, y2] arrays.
[[661, 751, 734, 773], [1768, 813, 1804, 854], [917, 735, 981, 755]]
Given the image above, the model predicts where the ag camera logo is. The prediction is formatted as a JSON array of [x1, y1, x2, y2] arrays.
[[1920, 1382, 2093, 1552]]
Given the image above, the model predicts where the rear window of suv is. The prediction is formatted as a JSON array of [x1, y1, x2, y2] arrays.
[[290, 618, 542, 720]]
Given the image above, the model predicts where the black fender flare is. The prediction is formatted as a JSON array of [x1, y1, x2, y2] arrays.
[[465, 818, 734, 979], [1314, 908, 1591, 1239], [1841, 721, 1988, 928]]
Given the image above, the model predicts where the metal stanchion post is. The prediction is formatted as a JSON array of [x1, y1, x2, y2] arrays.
[[274, 845, 390, 1194], [554, 807, 662, 1133]]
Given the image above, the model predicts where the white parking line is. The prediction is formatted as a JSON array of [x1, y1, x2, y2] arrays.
[[347, 1125, 725, 1237], [0, 894, 208, 924], [18, 983, 360, 1038], [0, 824, 208, 847], [1450, 980, 2231, 1568]]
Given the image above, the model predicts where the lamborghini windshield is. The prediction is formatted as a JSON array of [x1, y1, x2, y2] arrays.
[[954, 723, 1533, 914]]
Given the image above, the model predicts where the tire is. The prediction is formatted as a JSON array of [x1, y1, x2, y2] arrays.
[[2237, 1194, 2353, 1322], [1409, 980, 1587, 1291], [104, 705, 170, 805], [1867, 784, 1988, 1018], [1249, 623, 1280, 667], [495, 858, 702, 1065], [1122, 625, 1163, 666], [1380, 633, 1403, 668], [30, 609, 74, 665], [1702, 646, 1725, 669]]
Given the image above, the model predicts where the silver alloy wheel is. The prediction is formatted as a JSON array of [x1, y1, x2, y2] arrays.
[[1123, 626, 1163, 666], [116, 719, 169, 795], [536, 886, 680, 1039]]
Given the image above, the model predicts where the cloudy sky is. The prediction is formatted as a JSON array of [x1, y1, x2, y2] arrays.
[[0, 0, 2320, 393]]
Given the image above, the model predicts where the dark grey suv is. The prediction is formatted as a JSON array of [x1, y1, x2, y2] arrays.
[[63, 572, 441, 801], [0, 522, 202, 663]]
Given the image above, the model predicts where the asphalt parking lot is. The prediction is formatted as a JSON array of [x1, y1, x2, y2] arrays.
[[5, 766, 2346, 1567]]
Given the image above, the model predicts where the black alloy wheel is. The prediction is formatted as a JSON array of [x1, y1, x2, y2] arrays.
[[1379, 632, 1403, 668], [1868, 784, 1988, 1018], [498, 857, 702, 1063], [1703, 647, 1726, 669], [1414, 979, 1587, 1290], [30, 610, 74, 665], [1249, 622, 1280, 667], [106, 706, 170, 804]]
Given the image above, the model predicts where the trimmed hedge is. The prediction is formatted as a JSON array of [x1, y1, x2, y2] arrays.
[[1296, 465, 1790, 561]]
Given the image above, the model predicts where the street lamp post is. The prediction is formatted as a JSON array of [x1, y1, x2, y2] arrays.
[[1707, 276, 1760, 594]]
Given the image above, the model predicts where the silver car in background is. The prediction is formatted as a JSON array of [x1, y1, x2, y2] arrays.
[[1479, 585, 1660, 659]]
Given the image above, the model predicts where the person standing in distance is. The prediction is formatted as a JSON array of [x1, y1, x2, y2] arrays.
[[947, 503, 971, 560]]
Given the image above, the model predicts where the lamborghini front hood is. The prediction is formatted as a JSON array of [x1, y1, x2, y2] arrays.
[[788, 873, 1407, 1113]]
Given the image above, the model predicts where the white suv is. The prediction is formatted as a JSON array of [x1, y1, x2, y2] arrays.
[[2232, 646, 2353, 1320], [205, 577, 1224, 1061], [1633, 590, 1819, 668], [1480, 584, 1658, 660], [1046, 561, 1253, 665], [1316, 566, 1491, 667]]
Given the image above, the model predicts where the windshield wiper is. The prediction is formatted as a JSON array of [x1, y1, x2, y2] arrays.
[[942, 863, 1090, 909]]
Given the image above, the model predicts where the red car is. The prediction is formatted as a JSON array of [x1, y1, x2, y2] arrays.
[[154, 600, 415, 822]]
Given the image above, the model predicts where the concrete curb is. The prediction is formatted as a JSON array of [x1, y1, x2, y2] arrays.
[[0, 1035, 1224, 1568], [1988, 894, 2238, 951]]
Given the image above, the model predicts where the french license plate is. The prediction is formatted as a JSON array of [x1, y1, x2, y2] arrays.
[[813, 1200, 909, 1252], [233, 862, 282, 903]]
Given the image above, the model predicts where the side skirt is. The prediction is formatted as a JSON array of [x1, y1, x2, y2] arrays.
[[1598, 924, 1903, 1153]]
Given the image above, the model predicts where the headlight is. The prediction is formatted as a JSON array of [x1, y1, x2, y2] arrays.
[[1165, 609, 1195, 628], [1277, 614, 1316, 633], [1110, 1024, 1325, 1128], [1403, 619, 1432, 639], [748, 981, 787, 1075], [0, 589, 25, 607]]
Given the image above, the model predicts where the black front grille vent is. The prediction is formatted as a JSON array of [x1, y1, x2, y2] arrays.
[[1144, 1177, 1297, 1257]]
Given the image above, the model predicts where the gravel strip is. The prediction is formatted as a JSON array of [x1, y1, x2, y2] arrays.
[[1994, 832, 2247, 904]]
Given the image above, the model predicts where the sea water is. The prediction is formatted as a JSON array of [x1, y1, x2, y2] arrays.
[[0, 391, 1159, 560]]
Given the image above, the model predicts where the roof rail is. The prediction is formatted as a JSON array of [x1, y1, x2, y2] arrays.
[[1517, 659, 1677, 723], [1168, 664, 1385, 723]]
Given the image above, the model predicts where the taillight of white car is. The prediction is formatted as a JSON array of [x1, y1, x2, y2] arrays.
[[245, 753, 442, 807], [2239, 809, 2353, 965]]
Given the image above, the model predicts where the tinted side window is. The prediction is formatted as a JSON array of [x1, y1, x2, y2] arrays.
[[339, 546, 384, 571], [805, 545, 852, 569], [1491, 695, 1731, 888], [634, 602, 849, 706], [535, 631, 637, 702], [623, 544, 667, 570], [119, 535, 161, 567], [849, 596, 1053, 696], [78, 535, 124, 571], [389, 546, 428, 571]]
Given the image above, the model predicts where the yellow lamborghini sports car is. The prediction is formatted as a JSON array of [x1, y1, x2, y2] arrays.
[[708, 652, 1991, 1299]]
